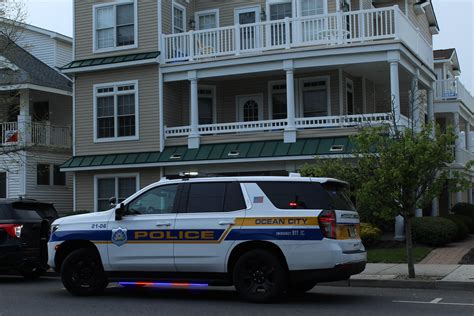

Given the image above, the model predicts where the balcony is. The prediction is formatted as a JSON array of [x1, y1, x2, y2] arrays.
[[163, 6, 433, 67], [0, 121, 71, 149], [165, 113, 408, 140], [435, 78, 474, 109]]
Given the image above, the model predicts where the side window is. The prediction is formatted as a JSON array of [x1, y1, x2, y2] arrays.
[[186, 182, 246, 213], [128, 185, 178, 215]]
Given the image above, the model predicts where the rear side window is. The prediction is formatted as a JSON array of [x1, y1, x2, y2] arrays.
[[186, 182, 246, 213], [11, 202, 58, 220], [257, 181, 354, 211]]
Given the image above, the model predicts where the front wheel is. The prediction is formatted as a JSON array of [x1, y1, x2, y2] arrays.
[[233, 249, 288, 303], [61, 248, 108, 296]]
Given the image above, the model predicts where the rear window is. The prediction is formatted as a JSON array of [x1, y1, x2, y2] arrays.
[[257, 181, 355, 211], [11, 202, 58, 220]]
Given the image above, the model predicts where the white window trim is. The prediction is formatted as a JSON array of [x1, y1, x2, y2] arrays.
[[268, 79, 287, 120], [93, 80, 140, 143], [92, 0, 138, 54], [296, 0, 328, 17], [195, 9, 220, 30], [298, 76, 331, 117], [234, 5, 261, 24], [235, 94, 264, 122], [94, 173, 140, 212], [198, 85, 217, 124], [345, 77, 355, 114], [172, 1, 186, 34]]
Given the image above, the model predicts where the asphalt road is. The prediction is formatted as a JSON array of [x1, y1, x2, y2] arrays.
[[0, 276, 473, 316]]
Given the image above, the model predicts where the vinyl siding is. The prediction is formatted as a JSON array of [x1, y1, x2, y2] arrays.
[[25, 151, 73, 214], [75, 168, 162, 212], [74, 0, 158, 60], [0, 154, 24, 199], [56, 41, 73, 68], [16, 29, 56, 69], [75, 66, 160, 156], [162, 0, 195, 35]]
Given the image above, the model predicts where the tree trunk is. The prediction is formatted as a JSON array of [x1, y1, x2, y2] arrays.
[[404, 216, 416, 278]]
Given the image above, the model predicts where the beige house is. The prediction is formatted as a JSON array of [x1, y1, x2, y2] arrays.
[[61, 0, 466, 214]]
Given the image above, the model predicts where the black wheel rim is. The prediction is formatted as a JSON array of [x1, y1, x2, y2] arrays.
[[240, 260, 276, 296], [70, 257, 100, 288]]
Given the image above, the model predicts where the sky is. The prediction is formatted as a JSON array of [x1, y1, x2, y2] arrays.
[[23, 0, 474, 92]]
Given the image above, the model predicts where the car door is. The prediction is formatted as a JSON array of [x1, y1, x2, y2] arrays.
[[174, 181, 248, 273], [108, 183, 180, 271]]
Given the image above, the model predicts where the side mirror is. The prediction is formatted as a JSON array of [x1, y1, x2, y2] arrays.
[[115, 203, 125, 221], [109, 196, 117, 207]]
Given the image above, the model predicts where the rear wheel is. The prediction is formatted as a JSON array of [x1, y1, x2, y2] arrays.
[[233, 249, 288, 303], [61, 248, 108, 296]]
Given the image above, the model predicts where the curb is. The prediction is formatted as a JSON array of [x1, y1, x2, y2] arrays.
[[322, 279, 474, 291]]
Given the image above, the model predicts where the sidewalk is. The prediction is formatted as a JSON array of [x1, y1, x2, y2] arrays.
[[420, 235, 474, 264], [326, 263, 474, 291]]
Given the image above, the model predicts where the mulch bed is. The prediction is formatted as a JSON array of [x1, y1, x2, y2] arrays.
[[459, 248, 474, 265]]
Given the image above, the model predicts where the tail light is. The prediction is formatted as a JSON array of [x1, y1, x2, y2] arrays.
[[319, 211, 337, 239], [0, 224, 23, 239]]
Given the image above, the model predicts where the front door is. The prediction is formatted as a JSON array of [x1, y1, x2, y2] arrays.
[[174, 182, 248, 272], [107, 184, 180, 271], [237, 94, 263, 122], [235, 6, 260, 50]]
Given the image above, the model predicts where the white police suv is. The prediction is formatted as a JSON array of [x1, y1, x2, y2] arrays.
[[48, 176, 366, 302]]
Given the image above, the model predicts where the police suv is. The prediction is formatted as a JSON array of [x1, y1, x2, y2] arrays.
[[48, 176, 366, 302]]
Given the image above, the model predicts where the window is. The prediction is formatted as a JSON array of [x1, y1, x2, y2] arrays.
[[173, 2, 186, 33], [196, 10, 218, 30], [128, 185, 178, 215], [96, 175, 138, 212], [346, 79, 354, 115], [257, 181, 354, 210], [37, 164, 50, 185], [198, 86, 215, 125], [53, 165, 66, 186], [243, 100, 259, 122], [270, 83, 287, 119], [186, 182, 246, 213], [94, 1, 136, 51], [269, 2, 292, 20], [95, 81, 138, 141], [300, 0, 326, 16], [300, 78, 329, 117]]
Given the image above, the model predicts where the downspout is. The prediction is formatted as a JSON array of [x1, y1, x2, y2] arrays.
[[158, 0, 165, 152]]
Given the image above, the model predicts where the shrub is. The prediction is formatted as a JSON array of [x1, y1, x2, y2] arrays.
[[443, 215, 469, 241], [451, 203, 474, 219], [456, 215, 474, 234], [412, 217, 458, 247], [360, 223, 382, 246]]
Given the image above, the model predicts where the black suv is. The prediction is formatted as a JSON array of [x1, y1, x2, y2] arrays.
[[0, 199, 58, 279]]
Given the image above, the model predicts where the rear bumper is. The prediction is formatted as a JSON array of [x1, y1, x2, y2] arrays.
[[290, 260, 366, 284], [0, 245, 41, 270]]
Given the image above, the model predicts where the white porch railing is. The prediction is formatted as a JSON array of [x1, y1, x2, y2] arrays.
[[163, 6, 433, 67], [435, 78, 474, 108], [165, 113, 399, 138], [0, 121, 71, 148], [455, 147, 473, 166]]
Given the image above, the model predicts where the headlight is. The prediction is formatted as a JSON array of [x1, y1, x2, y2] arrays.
[[51, 224, 60, 234]]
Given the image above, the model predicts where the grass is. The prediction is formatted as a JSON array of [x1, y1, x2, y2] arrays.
[[367, 246, 433, 264]]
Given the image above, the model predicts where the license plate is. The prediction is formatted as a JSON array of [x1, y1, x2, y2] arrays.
[[348, 226, 357, 238]]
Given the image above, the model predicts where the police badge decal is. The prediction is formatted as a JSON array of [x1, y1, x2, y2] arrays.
[[111, 227, 128, 246]]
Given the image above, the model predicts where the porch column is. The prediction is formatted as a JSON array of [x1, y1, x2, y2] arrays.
[[390, 61, 401, 124], [284, 60, 296, 143], [188, 71, 200, 149], [454, 112, 461, 164], [17, 89, 31, 146], [465, 122, 471, 152], [411, 69, 421, 132], [431, 197, 439, 217], [427, 83, 435, 135]]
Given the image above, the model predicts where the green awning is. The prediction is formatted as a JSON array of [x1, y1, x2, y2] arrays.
[[61, 137, 353, 171], [60, 52, 160, 70]]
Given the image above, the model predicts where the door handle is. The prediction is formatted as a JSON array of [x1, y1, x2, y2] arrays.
[[219, 221, 235, 226], [156, 222, 172, 227]]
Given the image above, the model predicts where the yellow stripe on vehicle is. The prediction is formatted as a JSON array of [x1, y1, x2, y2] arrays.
[[238, 217, 319, 227]]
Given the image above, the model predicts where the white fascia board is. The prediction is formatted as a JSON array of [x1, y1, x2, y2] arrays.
[[0, 84, 72, 96], [60, 154, 354, 172], [61, 58, 160, 74]]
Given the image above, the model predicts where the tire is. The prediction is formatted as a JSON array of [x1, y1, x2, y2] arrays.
[[20, 266, 45, 280], [233, 249, 288, 303], [61, 248, 108, 296], [287, 281, 317, 295]]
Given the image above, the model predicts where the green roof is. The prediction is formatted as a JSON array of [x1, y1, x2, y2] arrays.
[[60, 52, 160, 70], [61, 137, 353, 170]]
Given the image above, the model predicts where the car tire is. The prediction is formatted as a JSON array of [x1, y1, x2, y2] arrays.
[[61, 248, 108, 296], [287, 281, 317, 295], [20, 266, 45, 280], [233, 249, 288, 303]]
